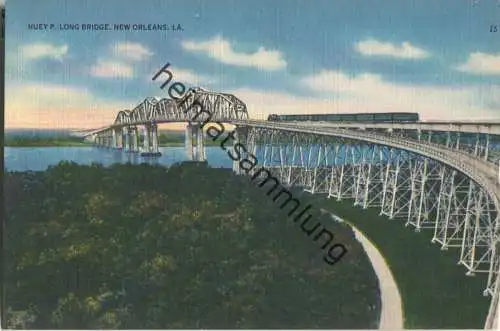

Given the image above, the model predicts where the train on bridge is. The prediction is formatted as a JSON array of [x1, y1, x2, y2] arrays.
[[267, 112, 419, 123]]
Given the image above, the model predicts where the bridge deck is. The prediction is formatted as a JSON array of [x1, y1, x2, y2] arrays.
[[82, 119, 500, 137]]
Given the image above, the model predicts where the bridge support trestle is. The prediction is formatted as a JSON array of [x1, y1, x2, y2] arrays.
[[185, 123, 205, 161], [239, 126, 499, 300]]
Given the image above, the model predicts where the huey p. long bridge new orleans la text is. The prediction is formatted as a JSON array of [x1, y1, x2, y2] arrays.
[[76, 62, 500, 329]]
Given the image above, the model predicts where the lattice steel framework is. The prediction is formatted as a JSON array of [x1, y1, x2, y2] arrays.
[[380, 129, 500, 166], [233, 126, 500, 302], [112, 87, 248, 127]]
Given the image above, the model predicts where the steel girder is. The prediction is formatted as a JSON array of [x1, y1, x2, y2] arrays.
[[112, 88, 248, 127], [236, 126, 499, 298], [389, 129, 500, 168]]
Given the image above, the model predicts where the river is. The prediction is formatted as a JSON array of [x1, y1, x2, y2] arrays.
[[4, 146, 234, 171]]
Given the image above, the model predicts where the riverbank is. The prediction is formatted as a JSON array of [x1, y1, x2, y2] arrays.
[[5, 135, 220, 147], [5, 142, 93, 147], [5, 142, 217, 147], [310, 195, 489, 329]]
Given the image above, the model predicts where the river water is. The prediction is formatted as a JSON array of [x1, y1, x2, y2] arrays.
[[5, 144, 398, 171], [4, 146, 234, 171]]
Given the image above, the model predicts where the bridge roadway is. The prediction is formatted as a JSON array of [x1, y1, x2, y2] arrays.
[[290, 120, 500, 135], [85, 119, 500, 136]]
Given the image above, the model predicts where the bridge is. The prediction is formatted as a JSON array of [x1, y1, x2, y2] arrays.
[[79, 87, 500, 329]]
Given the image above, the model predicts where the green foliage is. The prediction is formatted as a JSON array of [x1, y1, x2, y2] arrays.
[[310, 195, 490, 329], [5, 162, 380, 328]]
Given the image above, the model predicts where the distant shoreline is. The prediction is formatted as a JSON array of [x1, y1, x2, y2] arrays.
[[5, 140, 220, 148], [5, 131, 221, 148]]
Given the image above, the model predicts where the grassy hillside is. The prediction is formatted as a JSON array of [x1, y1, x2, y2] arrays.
[[303, 193, 490, 329]]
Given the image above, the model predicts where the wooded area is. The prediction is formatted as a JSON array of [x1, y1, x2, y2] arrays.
[[4, 161, 380, 329]]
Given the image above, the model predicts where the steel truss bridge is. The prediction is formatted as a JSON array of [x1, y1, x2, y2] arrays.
[[81, 87, 500, 329]]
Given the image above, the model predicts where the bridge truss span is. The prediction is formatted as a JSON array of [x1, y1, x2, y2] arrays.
[[307, 121, 500, 168], [112, 88, 249, 128]]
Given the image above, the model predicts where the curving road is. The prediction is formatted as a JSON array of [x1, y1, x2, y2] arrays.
[[321, 209, 404, 330]]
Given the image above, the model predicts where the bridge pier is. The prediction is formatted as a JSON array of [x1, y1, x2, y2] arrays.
[[143, 126, 150, 151], [124, 128, 130, 151], [196, 125, 205, 161], [141, 123, 161, 157], [103, 131, 109, 148], [152, 124, 159, 154], [185, 123, 205, 161], [103, 132, 110, 148], [112, 128, 123, 149], [132, 127, 139, 152], [112, 129, 117, 148], [185, 124, 193, 161], [87, 134, 96, 145], [231, 127, 248, 175], [232, 129, 240, 174], [118, 128, 124, 149], [108, 132, 113, 148], [127, 126, 139, 153]]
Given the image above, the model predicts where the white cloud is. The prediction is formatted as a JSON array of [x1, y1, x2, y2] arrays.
[[225, 70, 499, 121], [89, 42, 152, 79], [5, 82, 135, 129], [20, 43, 68, 61], [0, 0, 5, 6], [90, 60, 134, 78], [112, 42, 154, 61], [170, 68, 216, 86], [354, 39, 431, 59], [302, 70, 383, 94], [456, 52, 500, 75], [181, 35, 287, 70], [147, 67, 217, 90]]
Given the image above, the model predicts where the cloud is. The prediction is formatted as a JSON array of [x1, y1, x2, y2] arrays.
[[302, 70, 383, 95], [181, 35, 287, 70], [20, 43, 69, 61], [300, 70, 498, 120], [90, 60, 134, 78], [456, 52, 500, 75], [170, 68, 216, 86], [225, 70, 499, 121], [354, 39, 431, 59], [89, 42, 153, 79], [5, 82, 135, 129], [147, 66, 217, 90], [112, 42, 154, 61]]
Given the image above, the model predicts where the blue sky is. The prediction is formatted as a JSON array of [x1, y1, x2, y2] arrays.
[[4, 0, 500, 128]]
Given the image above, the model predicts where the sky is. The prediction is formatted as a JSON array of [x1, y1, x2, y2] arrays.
[[4, 0, 500, 129]]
